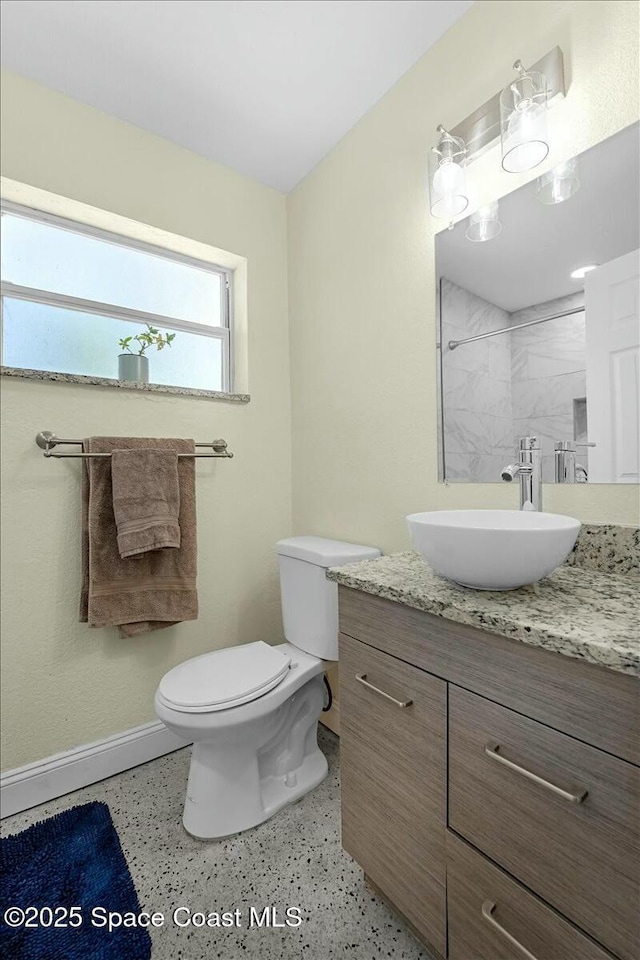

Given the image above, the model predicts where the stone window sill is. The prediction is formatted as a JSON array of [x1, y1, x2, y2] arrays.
[[0, 366, 250, 403]]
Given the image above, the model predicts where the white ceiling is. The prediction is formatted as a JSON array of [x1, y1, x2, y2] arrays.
[[0, 0, 473, 192], [436, 123, 640, 312]]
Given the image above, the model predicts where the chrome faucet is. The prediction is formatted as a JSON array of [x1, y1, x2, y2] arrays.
[[501, 437, 542, 511], [554, 440, 592, 483]]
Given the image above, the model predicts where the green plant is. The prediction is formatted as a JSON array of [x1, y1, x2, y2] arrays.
[[118, 324, 176, 356]]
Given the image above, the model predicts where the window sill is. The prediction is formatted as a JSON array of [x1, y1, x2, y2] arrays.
[[0, 366, 250, 403]]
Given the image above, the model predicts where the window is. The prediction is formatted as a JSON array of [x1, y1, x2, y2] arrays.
[[0, 203, 232, 392]]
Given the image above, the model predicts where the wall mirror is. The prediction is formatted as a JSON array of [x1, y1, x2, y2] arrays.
[[436, 122, 639, 484]]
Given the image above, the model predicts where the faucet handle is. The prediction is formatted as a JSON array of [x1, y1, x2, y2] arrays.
[[518, 436, 540, 451], [555, 440, 596, 451]]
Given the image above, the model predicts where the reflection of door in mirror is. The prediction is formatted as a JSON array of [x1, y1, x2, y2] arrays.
[[585, 250, 640, 483]]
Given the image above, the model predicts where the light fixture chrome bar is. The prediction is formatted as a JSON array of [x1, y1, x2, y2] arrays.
[[449, 46, 565, 162], [448, 305, 583, 351]]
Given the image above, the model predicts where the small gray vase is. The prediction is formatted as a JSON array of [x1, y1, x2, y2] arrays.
[[118, 353, 149, 383]]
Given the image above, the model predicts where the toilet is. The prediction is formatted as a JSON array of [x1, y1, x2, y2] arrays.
[[155, 536, 380, 839]]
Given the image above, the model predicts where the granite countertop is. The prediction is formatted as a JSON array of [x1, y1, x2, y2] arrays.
[[327, 552, 640, 677]]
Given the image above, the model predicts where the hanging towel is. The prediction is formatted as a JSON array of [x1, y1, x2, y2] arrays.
[[79, 437, 198, 637], [111, 448, 180, 558]]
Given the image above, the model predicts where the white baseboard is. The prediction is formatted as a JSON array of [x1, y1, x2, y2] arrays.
[[1, 721, 190, 819]]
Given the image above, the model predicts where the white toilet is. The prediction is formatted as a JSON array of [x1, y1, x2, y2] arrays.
[[155, 536, 380, 839]]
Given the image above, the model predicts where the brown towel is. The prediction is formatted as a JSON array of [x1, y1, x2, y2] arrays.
[[80, 437, 198, 637], [111, 448, 180, 558]]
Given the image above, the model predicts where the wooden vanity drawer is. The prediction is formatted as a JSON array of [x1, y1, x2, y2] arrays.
[[339, 586, 640, 765], [449, 686, 640, 960], [339, 633, 447, 957], [447, 831, 614, 960]]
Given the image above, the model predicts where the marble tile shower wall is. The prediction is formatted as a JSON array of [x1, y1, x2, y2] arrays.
[[510, 292, 586, 483], [441, 282, 586, 483], [441, 278, 513, 482]]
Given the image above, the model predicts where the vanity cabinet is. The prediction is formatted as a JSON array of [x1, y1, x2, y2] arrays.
[[340, 633, 447, 954], [338, 586, 640, 960], [449, 686, 639, 960], [446, 832, 614, 960]]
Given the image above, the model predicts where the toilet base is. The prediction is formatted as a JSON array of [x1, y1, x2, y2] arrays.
[[181, 675, 328, 839], [184, 747, 328, 840]]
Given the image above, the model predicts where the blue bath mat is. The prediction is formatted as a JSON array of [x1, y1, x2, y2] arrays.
[[0, 800, 151, 960]]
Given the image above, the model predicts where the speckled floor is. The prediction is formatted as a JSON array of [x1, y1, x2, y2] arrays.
[[1, 727, 432, 960]]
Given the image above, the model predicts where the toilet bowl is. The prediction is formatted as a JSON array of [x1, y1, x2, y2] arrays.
[[155, 536, 380, 839]]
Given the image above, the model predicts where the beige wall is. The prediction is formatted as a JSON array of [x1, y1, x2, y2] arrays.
[[0, 72, 291, 770], [288, 0, 640, 552], [2, 0, 639, 771]]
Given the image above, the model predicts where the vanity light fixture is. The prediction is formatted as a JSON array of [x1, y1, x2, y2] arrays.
[[570, 264, 598, 280], [465, 201, 502, 242], [428, 125, 469, 221], [500, 60, 550, 173], [427, 48, 565, 224], [536, 158, 580, 204]]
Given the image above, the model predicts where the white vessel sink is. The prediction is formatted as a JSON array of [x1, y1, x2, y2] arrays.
[[406, 510, 581, 590]]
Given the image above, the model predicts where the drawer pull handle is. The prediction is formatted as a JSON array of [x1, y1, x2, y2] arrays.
[[484, 742, 588, 804], [355, 673, 413, 708], [481, 900, 539, 960]]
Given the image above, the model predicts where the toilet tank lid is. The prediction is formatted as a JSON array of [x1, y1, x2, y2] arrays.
[[276, 536, 381, 567]]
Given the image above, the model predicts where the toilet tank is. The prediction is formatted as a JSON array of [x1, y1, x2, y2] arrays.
[[276, 537, 381, 661]]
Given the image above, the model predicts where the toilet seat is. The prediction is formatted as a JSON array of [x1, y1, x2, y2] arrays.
[[158, 641, 292, 713]]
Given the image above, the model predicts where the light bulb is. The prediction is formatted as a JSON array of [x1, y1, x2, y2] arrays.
[[465, 202, 502, 243], [433, 160, 463, 196], [553, 160, 575, 178], [428, 127, 468, 220], [503, 104, 549, 172], [508, 102, 542, 140], [500, 64, 549, 174], [536, 158, 580, 205]]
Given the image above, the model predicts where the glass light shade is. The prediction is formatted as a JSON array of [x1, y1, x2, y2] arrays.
[[536, 158, 580, 204], [465, 202, 502, 242], [429, 128, 468, 220], [500, 66, 549, 173]]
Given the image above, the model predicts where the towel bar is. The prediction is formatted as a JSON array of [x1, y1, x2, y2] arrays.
[[35, 431, 234, 459]]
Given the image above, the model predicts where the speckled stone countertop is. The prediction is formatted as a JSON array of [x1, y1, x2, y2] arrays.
[[328, 551, 640, 678]]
